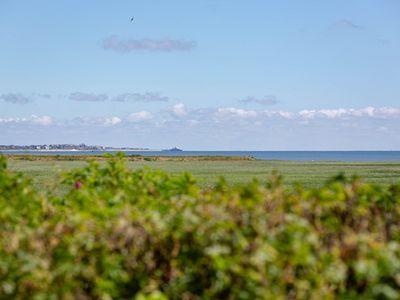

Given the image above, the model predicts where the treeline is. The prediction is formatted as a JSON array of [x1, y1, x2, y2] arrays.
[[1, 154, 400, 299]]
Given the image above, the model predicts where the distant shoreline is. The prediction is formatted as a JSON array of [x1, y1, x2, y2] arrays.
[[3, 154, 255, 162], [0, 149, 158, 152], [1, 150, 400, 162]]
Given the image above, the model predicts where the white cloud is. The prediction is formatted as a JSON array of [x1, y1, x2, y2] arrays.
[[262, 110, 295, 119], [103, 117, 122, 126], [127, 111, 153, 122], [0, 117, 24, 123], [295, 108, 370, 120], [216, 107, 258, 119], [292, 107, 400, 120], [298, 109, 317, 119], [319, 109, 347, 119], [378, 107, 400, 116], [210, 106, 400, 124], [31, 115, 53, 125], [0, 115, 52, 125], [277, 111, 295, 119], [74, 116, 122, 126], [171, 103, 187, 117], [359, 106, 375, 117]]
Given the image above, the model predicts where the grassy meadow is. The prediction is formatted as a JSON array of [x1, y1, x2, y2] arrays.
[[5, 155, 400, 194]]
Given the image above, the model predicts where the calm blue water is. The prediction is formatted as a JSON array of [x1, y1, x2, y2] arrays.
[[2, 150, 400, 162]]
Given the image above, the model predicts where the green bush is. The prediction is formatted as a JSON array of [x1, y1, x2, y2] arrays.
[[1, 154, 400, 299]]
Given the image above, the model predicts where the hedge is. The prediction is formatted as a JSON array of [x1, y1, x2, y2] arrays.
[[1, 155, 400, 299]]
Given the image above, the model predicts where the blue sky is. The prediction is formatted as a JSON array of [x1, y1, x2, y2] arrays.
[[1, 0, 399, 150]]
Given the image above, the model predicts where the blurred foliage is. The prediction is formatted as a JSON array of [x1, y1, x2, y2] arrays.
[[1, 154, 400, 299]]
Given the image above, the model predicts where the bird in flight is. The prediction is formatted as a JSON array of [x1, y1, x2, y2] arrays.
[[130, 17, 134, 22]]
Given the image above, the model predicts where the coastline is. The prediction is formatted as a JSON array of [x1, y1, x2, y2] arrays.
[[1, 150, 400, 162], [0, 149, 158, 152]]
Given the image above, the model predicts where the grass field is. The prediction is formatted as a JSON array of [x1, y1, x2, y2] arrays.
[[5, 156, 400, 194]]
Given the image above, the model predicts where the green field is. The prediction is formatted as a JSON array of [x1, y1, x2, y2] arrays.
[[6, 157, 400, 194]]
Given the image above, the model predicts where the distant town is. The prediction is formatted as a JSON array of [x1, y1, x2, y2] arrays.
[[0, 144, 151, 151], [0, 144, 183, 152]]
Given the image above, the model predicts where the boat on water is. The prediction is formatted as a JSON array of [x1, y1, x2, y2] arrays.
[[162, 147, 183, 152]]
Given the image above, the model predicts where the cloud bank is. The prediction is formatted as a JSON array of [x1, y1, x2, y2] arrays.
[[2, 107, 399, 126], [216, 107, 257, 119], [127, 111, 153, 122], [0, 115, 52, 125], [69, 116, 122, 127], [101, 35, 197, 52], [1, 106, 399, 150]]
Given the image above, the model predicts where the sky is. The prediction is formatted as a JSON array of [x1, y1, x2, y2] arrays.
[[1, 0, 399, 150]]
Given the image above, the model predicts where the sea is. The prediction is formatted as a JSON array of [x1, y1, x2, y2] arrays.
[[2, 150, 400, 162]]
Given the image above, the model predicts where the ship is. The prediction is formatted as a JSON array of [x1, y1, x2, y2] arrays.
[[162, 147, 183, 152]]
